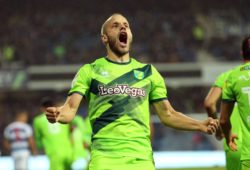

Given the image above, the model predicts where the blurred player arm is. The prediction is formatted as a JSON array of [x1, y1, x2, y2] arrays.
[[204, 86, 222, 119], [28, 136, 37, 155], [204, 86, 224, 140], [152, 99, 218, 134], [220, 101, 237, 151], [46, 93, 83, 124]]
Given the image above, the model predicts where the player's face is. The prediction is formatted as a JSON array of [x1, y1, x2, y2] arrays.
[[104, 15, 133, 56]]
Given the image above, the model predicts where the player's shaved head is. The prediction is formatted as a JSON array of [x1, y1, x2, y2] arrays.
[[100, 13, 132, 55], [101, 13, 125, 35]]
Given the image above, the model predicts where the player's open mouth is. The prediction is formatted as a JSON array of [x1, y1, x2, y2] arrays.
[[119, 32, 127, 45]]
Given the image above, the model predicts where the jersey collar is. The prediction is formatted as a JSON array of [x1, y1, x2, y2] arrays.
[[105, 57, 131, 65]]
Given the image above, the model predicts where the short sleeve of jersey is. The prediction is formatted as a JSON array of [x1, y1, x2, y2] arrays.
[[149, 65, 167, 103], [222, 72, 235, 102], [68, 64, 92, 96], [213, 72, 227, 88]]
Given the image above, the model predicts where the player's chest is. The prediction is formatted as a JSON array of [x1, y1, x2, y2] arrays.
[[90, 66, 152, 96]]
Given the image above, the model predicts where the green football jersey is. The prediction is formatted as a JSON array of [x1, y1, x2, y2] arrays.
[[222, 62, 250, 160], [69, 57, 167, 159], [214, 71, 242, 151], [33, 113, 72, 155]]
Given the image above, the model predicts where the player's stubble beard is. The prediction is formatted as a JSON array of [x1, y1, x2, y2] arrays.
[[108, 36, 132, 58]]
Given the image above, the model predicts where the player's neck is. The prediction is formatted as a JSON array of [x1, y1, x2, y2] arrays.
[[107, 53, 130, 63]]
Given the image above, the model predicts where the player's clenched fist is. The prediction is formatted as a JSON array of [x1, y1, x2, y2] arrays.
[[203, 117, 219, 134], [45, 107, 60, 123]]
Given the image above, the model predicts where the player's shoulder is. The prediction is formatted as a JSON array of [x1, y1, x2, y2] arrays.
[[78, 57, 106, 71], [90, 57, 106, 65], [5, 122, 19, 130], [222, 69, 233, 77], [131, 58, 149, 67], [130, 57, 143, 64], [216, 69, 233, 82], [4, 123, 13, 132], [35, 113, 45, 119], [34, 113, 46, 123], [228, 63, 246, 78], [232, 64, 243, 72], [7, 122, 31, 130], [223, 64, 248, 85], [236, 62, 250, 72]]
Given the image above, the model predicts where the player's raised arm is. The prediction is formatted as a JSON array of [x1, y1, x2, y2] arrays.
[[152, 99, 218, 134], [46, 93, 83, 124]]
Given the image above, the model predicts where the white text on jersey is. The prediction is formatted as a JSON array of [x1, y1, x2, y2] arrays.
[[98, 84, 146, 97]]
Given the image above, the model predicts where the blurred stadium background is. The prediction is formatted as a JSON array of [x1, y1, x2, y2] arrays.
[[0, 0, 249, 169]]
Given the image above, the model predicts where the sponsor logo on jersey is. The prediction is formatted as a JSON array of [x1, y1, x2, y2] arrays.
[[98, 84, 145, 97]]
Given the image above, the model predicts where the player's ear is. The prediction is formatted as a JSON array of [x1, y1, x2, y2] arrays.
[[101, 34, 108, 44]]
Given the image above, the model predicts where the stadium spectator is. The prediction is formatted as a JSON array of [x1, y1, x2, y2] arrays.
[[45, 13, 218, 170], [3, 110, 36, 170]]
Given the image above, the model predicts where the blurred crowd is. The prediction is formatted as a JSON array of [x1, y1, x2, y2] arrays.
[[0, 0, 250, 66]]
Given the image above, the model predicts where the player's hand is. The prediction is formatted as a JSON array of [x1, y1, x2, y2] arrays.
[[45, 107, 60, 123], [203, 117, 219, 134], [228, 134, 238, 151]]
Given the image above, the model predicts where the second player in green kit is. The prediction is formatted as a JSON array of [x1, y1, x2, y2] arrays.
[[221, 36, 250, 170], [205, 70, 242, 170]]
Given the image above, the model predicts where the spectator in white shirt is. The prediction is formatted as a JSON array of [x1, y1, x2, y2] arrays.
[[4, 110, 36, 170]]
